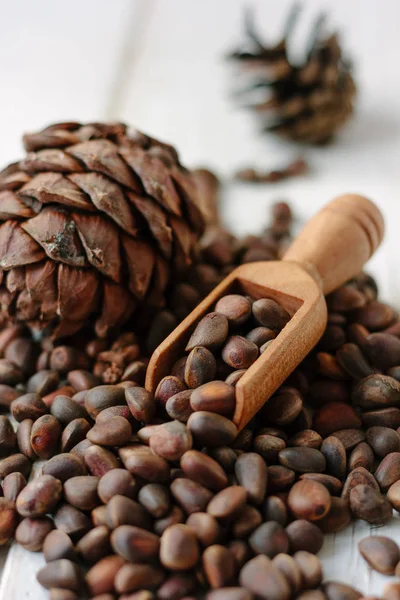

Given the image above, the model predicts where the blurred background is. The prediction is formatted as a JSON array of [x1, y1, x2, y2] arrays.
[[0, 0, 399, 292]]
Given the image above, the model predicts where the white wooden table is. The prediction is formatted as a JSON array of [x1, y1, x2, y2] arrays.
[[0, 0, 399, 596]]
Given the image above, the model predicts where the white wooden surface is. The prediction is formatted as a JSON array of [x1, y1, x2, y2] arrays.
[[0, 0, 399, 597]]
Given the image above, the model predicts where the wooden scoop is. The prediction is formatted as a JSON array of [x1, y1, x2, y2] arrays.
[[146, 194, 384, 431]]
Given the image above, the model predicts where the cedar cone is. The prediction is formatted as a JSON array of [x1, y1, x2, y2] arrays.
[[229, 6, 356, 144], [0, 121, 208, 339]]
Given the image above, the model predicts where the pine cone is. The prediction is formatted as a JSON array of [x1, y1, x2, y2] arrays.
[[229, 6, 356, 144], [0, 122, 207, 338]]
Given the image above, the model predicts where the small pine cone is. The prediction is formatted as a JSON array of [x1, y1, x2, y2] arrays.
[[0, 122, 208, 338], [229, 6, 356, 144]]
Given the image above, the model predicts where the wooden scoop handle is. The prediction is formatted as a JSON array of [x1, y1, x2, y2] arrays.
[[283, 194, 384, 295]]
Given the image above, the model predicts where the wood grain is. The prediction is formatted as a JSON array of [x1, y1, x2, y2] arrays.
[[284, 194, 385, 295]]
